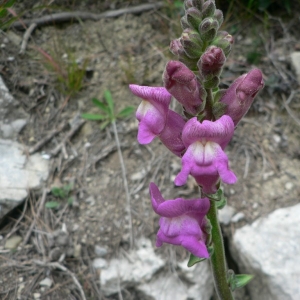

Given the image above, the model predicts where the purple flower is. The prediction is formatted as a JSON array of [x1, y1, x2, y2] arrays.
[[220, 68, 264, 126], [129, 84, 171, 144], [129, 84, 186, 156], [163, 60, 204, 115], [149, 182, 210, 258], [174, 115, 237, 193]]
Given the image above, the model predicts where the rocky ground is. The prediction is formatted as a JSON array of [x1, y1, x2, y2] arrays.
[[0, 1, 300, 299]]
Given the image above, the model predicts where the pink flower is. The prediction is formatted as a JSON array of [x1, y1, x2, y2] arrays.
[[129, 84, 185, 156], [150, 182, 210, 258], [220, 68, 264, 126], [163, 60, 204, 115], [174, 115, 237, 193]]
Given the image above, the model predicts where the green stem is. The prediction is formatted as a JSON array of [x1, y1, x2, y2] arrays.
[[205, 88, 214, 120], [207, 200, 234, 300]]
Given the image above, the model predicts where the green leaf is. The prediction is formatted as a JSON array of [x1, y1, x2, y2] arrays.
[[63, 183, 73, 194], [67, 197, 74, 205], [81, 113, 107, 121], [51, 187, 64, 198], [100, 120, 111, 130], [45, 201, 60, 209], [92, 98, 110, 114], [104, 90, 114, 117], [228, 272, 254, 291], [187, 253, 206, 267], [117, 106, 134, 119]]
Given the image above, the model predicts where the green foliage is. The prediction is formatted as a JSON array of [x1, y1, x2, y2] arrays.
[[46, 184, 74, 209], [0, 0, 16, 29], [187, 253, 206, 267], [228, 270, 254, 291], [82, 90, 134, 130], [37, 47, 88, 97]]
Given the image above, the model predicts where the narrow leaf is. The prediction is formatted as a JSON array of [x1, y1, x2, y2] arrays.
[[100, 120, 111, 130], [187, 253, 206, 267], [45, 201, 60, 209], [51, 187, 63, 197], [104, 90, 114, 116], [81, 113, 107, 121], [92, 98, 110, 114], [117, 106, 135, 118], [231, 274, 254, 290]]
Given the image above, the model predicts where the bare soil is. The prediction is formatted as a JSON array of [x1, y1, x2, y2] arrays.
[[0, 1, 300, 299]]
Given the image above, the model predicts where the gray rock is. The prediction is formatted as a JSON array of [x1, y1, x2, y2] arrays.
[[100, 238, 164, 296], [138, 260, 214, 300], [218, 205, 236, 225], [4, 235, 22, 249], [291, 52, 300, 84], [231, 212, 245, 223], [0, 139, 49, 219], [94, 245, 108, 257], [93, 258, 108, 269], [233, 204, 300, 300], [0, 119, 27, 138], [39, 277, 52, 288]]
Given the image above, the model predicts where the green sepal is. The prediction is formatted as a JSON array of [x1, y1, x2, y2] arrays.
[[202, 0, 216, 18], [212, 101, 227, 120], [186, 7, 203, 31], [187, 253, 206, 267], [205, 188, 227, 209], [204, 76, 219, 89], [228, 270, 254, 291]]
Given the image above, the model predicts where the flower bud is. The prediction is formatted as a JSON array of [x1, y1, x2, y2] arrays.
[[198, 46, 226, 78], [186, 7, 203, 30], [202, 0, 216, 18], [180, 29, 203, 59], [184, 0, 194, 10], [180, 16, 190, 30], [220, 69, 264, 125], [170, 38, 185, 56], [212, 31, 234, 56], [192, 0, 204, 10], [163, 60, 203, 115], [199, 17, 219, 42], [214, 9, 223, 26]]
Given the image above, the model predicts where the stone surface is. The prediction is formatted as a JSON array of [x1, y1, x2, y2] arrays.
[[138, 260, 214, 300], [100, 238, 165, 296], [0, 139, 49, 219], [233, 204, 300, 300], [39, 277, 53, 288], [290, 52, 300, 83], [4, 235, 22, 249], [0, 119, 27, 138], [218, 205, 236, 225]]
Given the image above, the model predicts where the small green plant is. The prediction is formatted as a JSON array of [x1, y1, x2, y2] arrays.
[[0, 0, 16, 29], [82, 90, 134, 248], [46, 184, 74, 209], [36, 47, 88, 103], [81, 90, 134, 129]]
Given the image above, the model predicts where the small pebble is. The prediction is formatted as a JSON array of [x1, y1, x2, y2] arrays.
[[285, 182, 294, 190], [94, 245, 107, 257], [92, 258, 107, 269], [39, 277, 52, 288], [231, 212, 245, 223]]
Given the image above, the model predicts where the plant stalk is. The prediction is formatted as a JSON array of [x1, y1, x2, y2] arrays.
[[207, 199, 234, 300], [112, 120, 134, 249]]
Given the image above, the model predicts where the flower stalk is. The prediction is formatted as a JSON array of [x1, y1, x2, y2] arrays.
[[207, 198, 234, 300]]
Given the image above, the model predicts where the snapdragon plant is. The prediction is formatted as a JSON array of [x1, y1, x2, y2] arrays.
[[129, 0, 264, 299]]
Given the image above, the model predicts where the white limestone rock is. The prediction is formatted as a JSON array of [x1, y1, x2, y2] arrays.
[[138, 259, 214, 300], [233, 204, 300, 300], [0, 139, 49, 219], [291, 52, 300, 84], [100, 238, 165, 296]]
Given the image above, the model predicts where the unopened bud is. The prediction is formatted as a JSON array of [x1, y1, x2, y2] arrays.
[[181, 16, 190, 30], [170, 38, 185, 56], [192, 0, 204, 10], [199, 17, 219, 42], [184, 0, 194, 10], [186, 7, 203, 30], [214, 9, 224, 26], [163, 60, 204, 115], [202, 0, 216, 18], [220, 69, 264, 125], [212, 31, 233, 56], [198, 46, 226, 78], [180, 29, 203, 59]]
